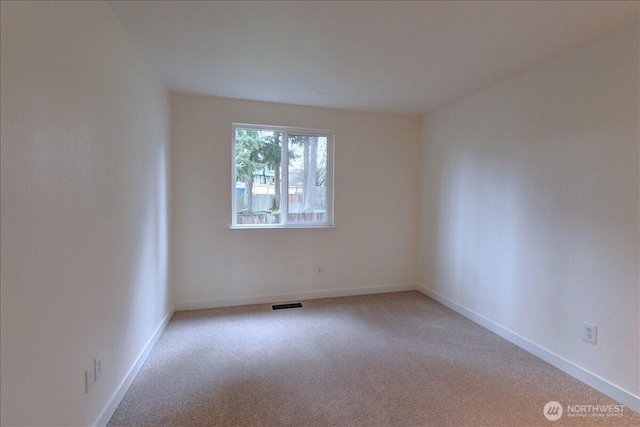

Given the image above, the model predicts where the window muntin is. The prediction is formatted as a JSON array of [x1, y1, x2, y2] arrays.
[[232, 124, 333, 228]]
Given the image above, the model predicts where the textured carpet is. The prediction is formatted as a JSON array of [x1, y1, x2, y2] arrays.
[[108, 291, 639, 426]]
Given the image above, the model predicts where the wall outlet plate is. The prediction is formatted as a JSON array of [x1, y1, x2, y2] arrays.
[[85, 363, 95, 393], [95, 353, 103, 380], [582, 323, 597, 344]]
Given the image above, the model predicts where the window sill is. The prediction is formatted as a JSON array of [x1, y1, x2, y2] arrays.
[[229, 224, 335, 230]]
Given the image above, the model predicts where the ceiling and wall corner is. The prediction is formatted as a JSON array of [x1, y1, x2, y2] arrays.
[[108, 1, 638, 115]]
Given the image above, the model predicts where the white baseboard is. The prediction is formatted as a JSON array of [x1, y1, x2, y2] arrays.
[[93, 306, 175, 427], [416, 284, 640, 413], [175, 283, 417, 311]]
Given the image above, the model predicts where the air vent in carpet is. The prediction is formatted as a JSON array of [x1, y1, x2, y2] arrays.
[[272, 302, 303, 310]]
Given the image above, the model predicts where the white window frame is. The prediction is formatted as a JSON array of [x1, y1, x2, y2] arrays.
[[231, 123, 334, 229]]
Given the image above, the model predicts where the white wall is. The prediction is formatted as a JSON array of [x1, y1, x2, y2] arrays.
[[0, 2, 171, 426], [171, 93, 420, 307], [419, 25, 639, 402]]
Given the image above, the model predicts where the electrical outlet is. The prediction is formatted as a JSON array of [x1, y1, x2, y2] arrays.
[[582, 323, 597, 344], [316, 266, 324, 275], [85, 363, 95, 393], [94, 353, 103, 381]]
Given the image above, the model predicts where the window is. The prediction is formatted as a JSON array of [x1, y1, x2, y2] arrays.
[[232, 124, 334, 228]]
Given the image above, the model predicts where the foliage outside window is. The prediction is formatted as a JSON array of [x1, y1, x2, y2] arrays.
[[232, 124, 334, 228]]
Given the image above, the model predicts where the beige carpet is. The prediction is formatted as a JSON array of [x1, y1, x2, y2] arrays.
[[108, 291, 639, 426]]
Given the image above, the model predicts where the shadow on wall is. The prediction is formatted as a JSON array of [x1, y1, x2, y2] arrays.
[[435, 151, 537, 327], [125, 140, 171, 346]]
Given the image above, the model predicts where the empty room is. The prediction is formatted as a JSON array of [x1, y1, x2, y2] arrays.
[[1, 1, 639, 426]]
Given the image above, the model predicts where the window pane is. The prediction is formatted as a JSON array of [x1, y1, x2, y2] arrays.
[[235, 129, 283, 225], [232, 124, 333, 229], [287, 135, 328, 223]]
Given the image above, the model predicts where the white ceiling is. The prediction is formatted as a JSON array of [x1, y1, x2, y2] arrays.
[[108, 1, 638, 115]]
